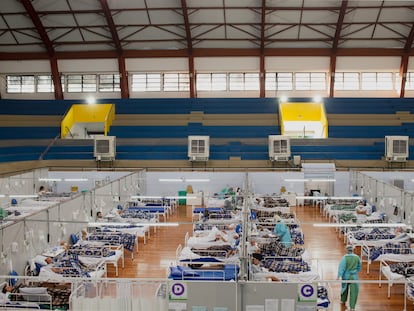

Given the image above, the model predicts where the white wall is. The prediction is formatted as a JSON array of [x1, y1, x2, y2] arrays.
[[195, 57, 259, 71], [58, 59, 119, 73], [126, 58, 188, 71]]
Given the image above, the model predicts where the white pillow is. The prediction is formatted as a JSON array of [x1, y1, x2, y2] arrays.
[[19, 287, 49, 302]]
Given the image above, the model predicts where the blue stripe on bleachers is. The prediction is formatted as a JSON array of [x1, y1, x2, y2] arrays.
[[0, 127, 59, 139], [0, 98, 279, 115], [0, 154, 40, 162], [0, 142, 397, 162], [117, 145, 187, 152], [108, 125, 280, 138], [324, 98, 414, 114], [0, 97, 413, 116], [48, 146, 93, 153], [0, 146, 45, 154], [291, 145, 383, 153], [0, 99, 75, 115], [328, 125, 409, 138]]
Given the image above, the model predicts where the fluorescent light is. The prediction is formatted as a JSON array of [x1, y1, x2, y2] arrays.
[[159, 178, 183, 182], [296, 196, 328, 200], [332, 196, 362, 200], [130, 196, 164, 200], [38, 178, 62, 182], [313, 223, 358, 228], [86, 96, 96, 105], [64, 178, 88, 182], [0, 195, 5, 198], [9, 194, 39, 198], [284, 178, 336, 182], [280, 96, 288, 103], [311, 179, 336, 182], [87, 222, 179, 227]]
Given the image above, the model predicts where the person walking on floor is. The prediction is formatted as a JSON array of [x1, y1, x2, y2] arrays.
[[337, 245, 361, 311]]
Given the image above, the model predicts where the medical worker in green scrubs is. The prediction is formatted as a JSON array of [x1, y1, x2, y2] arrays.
[[338, 245, 361, 311]]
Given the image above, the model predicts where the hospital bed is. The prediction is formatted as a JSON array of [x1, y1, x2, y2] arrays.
[[379, 259, 414, 298], [81, 232, 125, 276], [125, 199, 171, 221], [346, 227, 396, 256], [0, 284, 53, 310], [176, 244, 240, 267], [37, 253, 107, 282], [168, 264, 239, 281], [363, 241, 414, 274], [252, 257, 320, 283]]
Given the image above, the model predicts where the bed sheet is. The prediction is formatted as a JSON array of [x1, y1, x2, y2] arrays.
[[178, 246, 240, 265], [253, 260, 319, 283], [206, 198, 226, 208], [38, 264, 105, 281]]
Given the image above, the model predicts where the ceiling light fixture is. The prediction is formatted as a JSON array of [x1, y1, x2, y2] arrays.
[[38, 178, 63, 182], [87, 222, 179, 227], [64, 178, 88, 182]]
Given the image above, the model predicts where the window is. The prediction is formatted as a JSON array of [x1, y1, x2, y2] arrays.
[[229, 73, 259, 91], [361, 72, 393, 90], [334, 72, 359, 90], [67, 74, 97, 92], [295, 73, 326, 90], [163, 73, 190, 91], [6, 75, 35, 93], [131, 73, 161, 91], [37, 75, 54, 93], [376, 72, 394, 90], [99, 74, 120, 92], [196, 73, 227, 91], [405, 72, 414, 90], [265, 72, 293, 90]]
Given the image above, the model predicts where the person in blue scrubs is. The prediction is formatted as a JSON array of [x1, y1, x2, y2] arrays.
[[273, 215, 292, 247], [337, 245, 361, 311]]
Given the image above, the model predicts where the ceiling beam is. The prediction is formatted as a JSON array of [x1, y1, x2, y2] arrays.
[[259, 0, 266, 98], [399, 24, 414, 97], [20, 0, 63, 100], [329, 0, 348, 97], [99, 0, 128, 98], [181, 0, 195, 97], [332, 0, 347, 52], [0, 47, 411, 61], [20, 0, 54, 56]]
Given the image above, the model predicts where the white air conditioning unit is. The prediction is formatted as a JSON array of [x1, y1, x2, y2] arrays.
[[188, 136, 209, 162], [385, 135, 409, 162], [94, 136, 116, 161], [269, 135, 290, 161]]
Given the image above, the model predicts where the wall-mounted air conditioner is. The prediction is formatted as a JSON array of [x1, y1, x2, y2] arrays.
[[385, 135, 409, 162], [94, 136, 116, 161], [268, 135, 290, 161], [188, 136, 209, 162]]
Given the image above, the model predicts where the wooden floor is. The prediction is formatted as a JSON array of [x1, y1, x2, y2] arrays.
[[108, 203, 414, 311]]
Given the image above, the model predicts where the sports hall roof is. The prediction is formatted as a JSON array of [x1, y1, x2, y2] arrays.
[[0, 0, 414, 59]]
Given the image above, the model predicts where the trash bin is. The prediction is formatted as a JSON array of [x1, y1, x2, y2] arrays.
[[178, 190, 186, 205]]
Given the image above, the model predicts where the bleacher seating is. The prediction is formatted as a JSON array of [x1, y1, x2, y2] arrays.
[[0, 97, 412, 163]]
